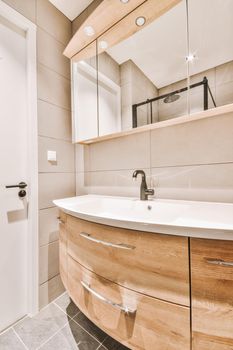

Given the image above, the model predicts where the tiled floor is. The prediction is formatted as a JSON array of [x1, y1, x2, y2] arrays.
[[0, 292, 129, 350]]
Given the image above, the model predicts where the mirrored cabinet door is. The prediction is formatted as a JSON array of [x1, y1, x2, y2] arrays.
[[71, 41, 98, 142], [187, 0, 233, 114], [96, 0, 189, 136]]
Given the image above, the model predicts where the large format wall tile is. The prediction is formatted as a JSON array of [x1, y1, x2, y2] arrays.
[[85, 131, 150, 171], [39, 207, 59, 246], [151, 162, 233, 202], [76, 168, 151, 197], [38, 100, 72, 141], [2, 0, 36, 22], [39, 274, 65, 310], [38, 64, 71, 110], [36, 0, 71, 45], [38, 136, 75, 173], [151, 113, 233, 167], [37, 28, 70, 79], [39, 173, 75, 209], [39, 241, 59, 284]]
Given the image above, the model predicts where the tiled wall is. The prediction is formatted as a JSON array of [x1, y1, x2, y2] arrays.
[[76, 111, 233, 203], [3, 0, 75, 308], [120, 60, 158, 129], [158, 60, 233, 120], [72, 1, 233, 205]]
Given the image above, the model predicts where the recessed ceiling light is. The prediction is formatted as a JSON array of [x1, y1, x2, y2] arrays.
[[135, 16, 146, 27], [186, 53, 196, 62], [99, 40, 108, 49], [83, 25, 95, 36], [120, 0, 129, 3]]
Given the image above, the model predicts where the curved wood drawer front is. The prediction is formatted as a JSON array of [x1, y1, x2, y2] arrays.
[[66, 215, 189, 306], [59, 222, 68, 289], [67, 255, 190, 350], [191, 239, 233, 350]]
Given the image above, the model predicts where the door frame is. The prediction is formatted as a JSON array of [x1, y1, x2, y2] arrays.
[[0, 1, 38, 316]]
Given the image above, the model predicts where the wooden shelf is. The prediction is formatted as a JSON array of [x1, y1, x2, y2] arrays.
[[77, 103, 233, 145]]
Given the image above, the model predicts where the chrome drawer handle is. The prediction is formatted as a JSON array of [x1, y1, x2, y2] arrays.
[[79, 232, 135, 250], [206, 259, 233, 267], [81, 281, 136, 314]]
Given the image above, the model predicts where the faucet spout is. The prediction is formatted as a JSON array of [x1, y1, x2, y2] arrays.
[[132, 170, 154, 200]]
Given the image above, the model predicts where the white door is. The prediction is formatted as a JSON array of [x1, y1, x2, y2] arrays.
[[0, 15, 28, 331]]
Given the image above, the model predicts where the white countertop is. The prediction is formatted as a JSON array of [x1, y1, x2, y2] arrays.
[[53, 195, 233, 240]]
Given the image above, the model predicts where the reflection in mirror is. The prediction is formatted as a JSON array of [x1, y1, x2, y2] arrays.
[[97, 0, 189, 134], [71, 41, 98, 142], [187, 0, 233, 114]]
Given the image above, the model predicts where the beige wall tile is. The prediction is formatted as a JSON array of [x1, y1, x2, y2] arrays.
[[151, 113, 233, 167], [37, 28, 70, 79], [36, 0, 71, 45], [39, 275, 65, 310], [38, 100, 72, 141], [39, 173, 75, 209], [38, 64, 71, 110], [151, 163, 233, 203], [216, 61, 233, 85], [84, 131, 150, 172], [39, 241, 59, 284], [2, 0, 36, 22], [75, 144, 85, 173], [39, 207, 60, 246], [38, 136, 75, 173], [77, 168, 151, 197], [216, 81, 233, 107]]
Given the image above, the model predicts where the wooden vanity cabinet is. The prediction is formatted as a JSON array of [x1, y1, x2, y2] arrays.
[[66, 215, 190, 306], [59, 212, 233, 350], [68, 255, 190, 350], [59, 212, 190, 350], [191, 238, 233, 350]]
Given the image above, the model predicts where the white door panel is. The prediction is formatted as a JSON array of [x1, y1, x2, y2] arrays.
[[0, 17, 28, 331]]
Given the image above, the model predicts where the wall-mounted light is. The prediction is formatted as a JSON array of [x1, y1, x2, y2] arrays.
[[99, 40, 108, 49], [185, 53, 196, 62], [135, 16, 146, 27], [120, 0, 129, 3], [83, 25, 95, 36]]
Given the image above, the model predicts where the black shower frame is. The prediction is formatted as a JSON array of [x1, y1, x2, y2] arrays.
[[132, 76, 217, 128]]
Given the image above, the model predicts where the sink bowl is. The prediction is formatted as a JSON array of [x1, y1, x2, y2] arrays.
[[54, 195, 233, 240]]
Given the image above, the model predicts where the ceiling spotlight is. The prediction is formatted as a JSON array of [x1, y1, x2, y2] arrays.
[[99, 40, 108, 49], [83, 25, 95, 36], [120, 0, 129, 3], [185, 53, 196, 62], [135, 16, 146, 27]]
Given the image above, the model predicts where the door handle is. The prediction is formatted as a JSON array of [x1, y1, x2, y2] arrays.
[[5, 182, 27, 189]]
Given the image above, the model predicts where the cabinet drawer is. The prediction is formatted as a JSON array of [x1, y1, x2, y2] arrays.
[[59, 222, 68, 289], [191, 238, 233, 349], [67, 255, 190, 350], [66, 216, 189, 306]]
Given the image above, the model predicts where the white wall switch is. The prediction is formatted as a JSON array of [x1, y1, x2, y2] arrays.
[[47, 150, 57, 162]]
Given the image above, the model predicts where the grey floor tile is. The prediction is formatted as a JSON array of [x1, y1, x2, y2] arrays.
[[54, 292, 80, 318], [73, 312, 106, 343], [102, 336, 130, 350], [0, 328, 26, 350], [40, 319, 100, 350], [13, 303, 69, 350]]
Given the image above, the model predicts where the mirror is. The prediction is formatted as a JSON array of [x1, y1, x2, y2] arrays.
[[97, 0, 189, 135], [71, 41, 98, 142], [71, 0, 233, 143], [187, 0, 233, 113]]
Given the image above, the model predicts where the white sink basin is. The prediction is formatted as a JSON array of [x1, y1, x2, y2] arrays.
[[53, 195, 233, 240]]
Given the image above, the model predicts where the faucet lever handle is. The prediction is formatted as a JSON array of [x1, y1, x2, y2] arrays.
[[145, 188, 155, 196]]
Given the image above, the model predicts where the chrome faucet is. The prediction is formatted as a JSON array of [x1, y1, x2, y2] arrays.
[[132, 170, 154, 200]]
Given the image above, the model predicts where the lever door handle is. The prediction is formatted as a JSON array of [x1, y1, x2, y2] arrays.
[[6, 182, 27, 189]]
